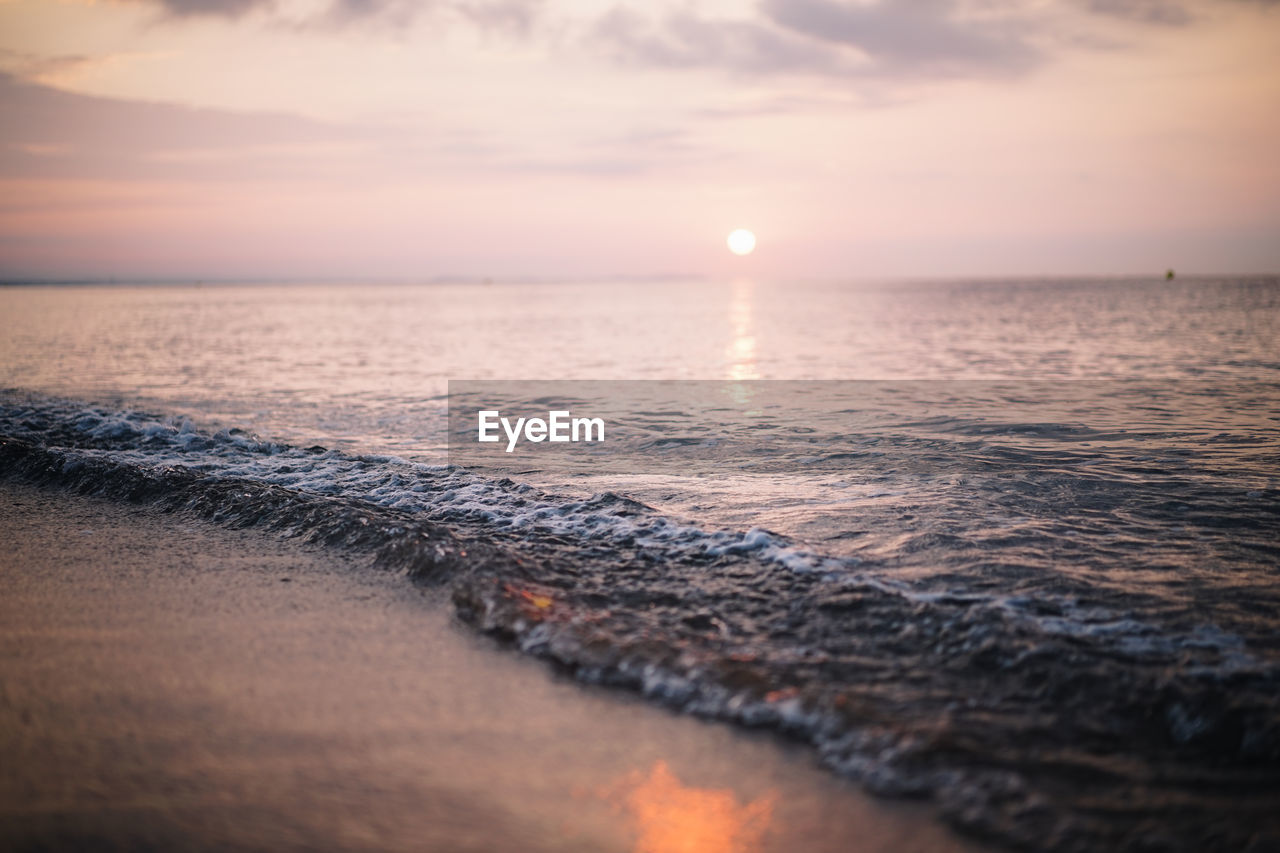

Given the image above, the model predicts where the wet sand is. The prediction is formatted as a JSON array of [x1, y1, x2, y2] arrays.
[[0, 481, 979, 853]]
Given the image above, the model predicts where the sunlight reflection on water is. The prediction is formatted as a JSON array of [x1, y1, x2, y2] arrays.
[[607, 760, 777, 853]]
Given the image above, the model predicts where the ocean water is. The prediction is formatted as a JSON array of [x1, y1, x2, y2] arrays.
[[2, 277, 1278, 851]]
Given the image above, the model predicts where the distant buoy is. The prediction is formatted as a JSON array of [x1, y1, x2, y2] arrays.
[[1166, 269, 1175, 280]]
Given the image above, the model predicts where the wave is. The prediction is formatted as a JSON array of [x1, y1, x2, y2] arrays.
[[3, 393, 1278, 852]]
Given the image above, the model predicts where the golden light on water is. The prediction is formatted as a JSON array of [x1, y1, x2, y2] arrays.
[[726, 279, 759, 382], [610, 760, 776, 853], [726, 229, 756, 256]]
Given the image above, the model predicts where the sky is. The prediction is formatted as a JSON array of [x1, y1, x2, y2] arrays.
[[1, 0, 1278, 280]]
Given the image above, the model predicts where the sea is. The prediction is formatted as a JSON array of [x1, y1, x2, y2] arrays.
[[1, 276, 1277, 852]]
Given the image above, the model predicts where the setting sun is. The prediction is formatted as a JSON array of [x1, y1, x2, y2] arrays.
[[727, 229, 756, 256]]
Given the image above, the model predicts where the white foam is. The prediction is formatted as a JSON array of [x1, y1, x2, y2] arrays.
[[4, 400, 841, 577]]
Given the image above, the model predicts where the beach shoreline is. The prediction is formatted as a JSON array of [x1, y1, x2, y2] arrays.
[[0, 479, 978, 852]]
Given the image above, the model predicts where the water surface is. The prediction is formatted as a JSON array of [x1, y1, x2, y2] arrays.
[[2, 276, 1277, 851]]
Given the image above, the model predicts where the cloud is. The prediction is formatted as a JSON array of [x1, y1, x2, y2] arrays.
[[316, 0, 408, 27], [0, 71, 677, 185], [113, 0, 542, 31], [148, 0, 550, 31], [0, 71, 357, 181], [590, 1, 1042, 82], [0, 49, 175, 90], [589, 7, 844, 75], [147, 0, 273, 19], [762, 0, 1041, 76], [1082, 0, 1193, 25], [455, 0, 545, 35], [588, 0, 1280, 83], [0, 51, 100, 80], [1080, 0, 1280, 27]]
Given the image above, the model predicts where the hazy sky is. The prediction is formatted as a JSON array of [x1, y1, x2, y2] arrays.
[[1, 0, 1278, 279]]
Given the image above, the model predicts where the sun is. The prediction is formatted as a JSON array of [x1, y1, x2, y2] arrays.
[[727, 228, 756, 256]]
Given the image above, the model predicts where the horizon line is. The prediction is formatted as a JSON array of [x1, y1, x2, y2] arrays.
[[2, 271, 1276, 288]]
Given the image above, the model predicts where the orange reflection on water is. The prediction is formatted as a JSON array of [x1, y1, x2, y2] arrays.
[[726, 279, 759, 381], [611, 760, 777, 853]]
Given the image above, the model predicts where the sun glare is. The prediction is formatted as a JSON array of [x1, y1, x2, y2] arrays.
[[727, 229, 756, 256]]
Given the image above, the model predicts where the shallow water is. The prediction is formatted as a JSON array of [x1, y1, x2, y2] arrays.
[[1, 276, 1278, 851]]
